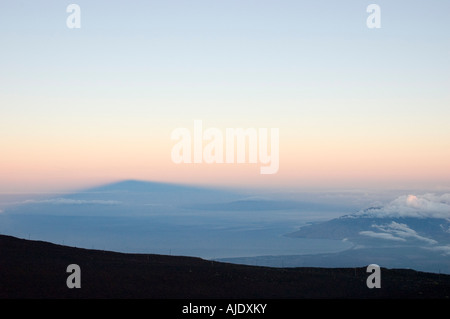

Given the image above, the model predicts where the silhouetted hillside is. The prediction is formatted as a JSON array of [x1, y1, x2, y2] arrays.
[[0, 234, 449, 299]]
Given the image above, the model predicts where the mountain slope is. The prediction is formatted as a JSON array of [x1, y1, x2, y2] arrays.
[[1, 234, 449, 299]]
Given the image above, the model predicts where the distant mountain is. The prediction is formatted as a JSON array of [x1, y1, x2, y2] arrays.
[[287, 215, 450, 246], [284, 194, 450, 273]]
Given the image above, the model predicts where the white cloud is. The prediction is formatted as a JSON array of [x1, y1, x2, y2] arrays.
[[374, 222, 437, 244], [359, 222, 437, 244], [360, 193, 450, 218], [359, 230, 406, 241], [423, 245, 450, 256], [441, 224, 450, 233], [23, 198, 121, 205]]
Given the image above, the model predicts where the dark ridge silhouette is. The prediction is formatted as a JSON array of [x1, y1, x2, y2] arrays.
[[0, 234, 449, 299]]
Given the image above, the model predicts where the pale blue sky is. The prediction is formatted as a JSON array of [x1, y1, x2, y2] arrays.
[[1, 1, 449, 192], [1, 1, 449, 107], [2, 0, 448, 100]]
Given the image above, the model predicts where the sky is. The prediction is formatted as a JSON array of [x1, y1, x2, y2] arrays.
[[1, 0, 449, 193]]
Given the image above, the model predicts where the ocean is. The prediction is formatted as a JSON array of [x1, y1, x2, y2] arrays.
[[0, 212, 352, 260]]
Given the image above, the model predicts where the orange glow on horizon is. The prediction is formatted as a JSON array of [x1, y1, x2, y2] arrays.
[[1, 129, 450, 193]]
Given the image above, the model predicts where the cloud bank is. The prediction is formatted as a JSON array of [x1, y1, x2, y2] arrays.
[[22, 198, 121, 205], [361, 194, 450, 218], [424, 245, 450, 256], [359, 230, 406, 242], [359, 221, 437, 244]]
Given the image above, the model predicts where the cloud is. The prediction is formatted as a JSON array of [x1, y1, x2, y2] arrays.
[[374, 222, 437, 244], [23, 198, 121, 205], [360, 193, 450, 218], [360, 222, 437, 244], [359, 230, 406, 242], [423, 245, 450, 256], [442, 224, 450, 233]]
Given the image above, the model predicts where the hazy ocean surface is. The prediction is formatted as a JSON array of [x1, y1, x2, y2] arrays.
[[0, 213, 352, 259]]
